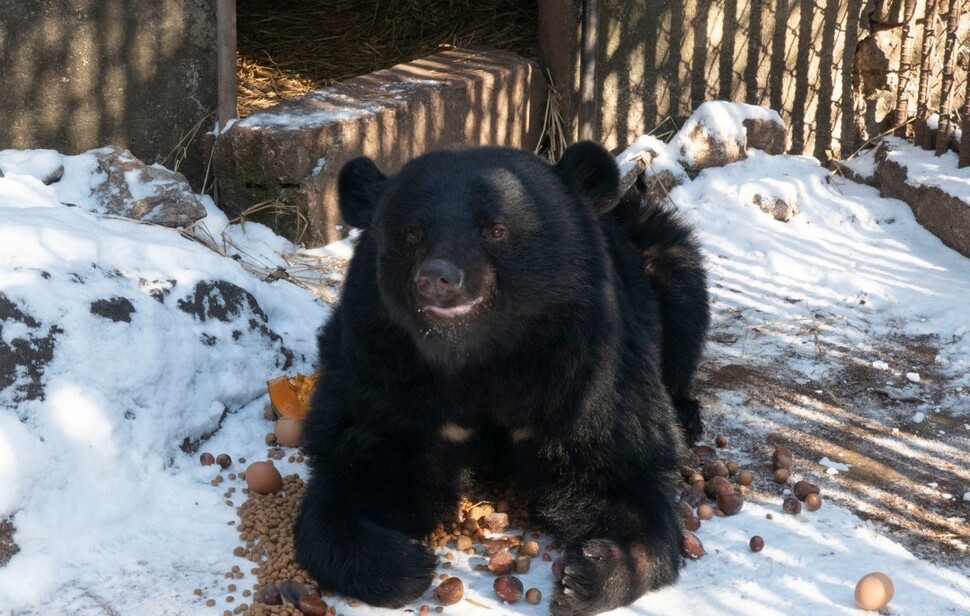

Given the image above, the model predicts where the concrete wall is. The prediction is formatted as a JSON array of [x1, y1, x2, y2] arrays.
[[0, 0, 217, 188], [539, 0, 962, 162]]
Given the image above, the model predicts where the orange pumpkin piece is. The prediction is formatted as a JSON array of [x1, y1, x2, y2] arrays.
[[267, 371, 319, 419]]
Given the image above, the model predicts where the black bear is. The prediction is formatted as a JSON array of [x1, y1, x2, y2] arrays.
[[294, 142, 709, 615]]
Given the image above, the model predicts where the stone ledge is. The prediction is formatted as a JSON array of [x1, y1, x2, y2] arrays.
[[212, 47, 546, 245]]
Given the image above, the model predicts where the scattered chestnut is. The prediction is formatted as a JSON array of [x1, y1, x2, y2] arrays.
[[494, 575, 523, 603], [737, 469, 755, 486], [749, 536, 765, 552], [793, 480, 820, 501], [771, 446, 794, 471], [773, 468, 790, 484], [434, 576, 463, 605], [717, 491, 744, 516], [682, 531, 706, 559], [199, 452, 215, 466], [783, 496, 802, 515]]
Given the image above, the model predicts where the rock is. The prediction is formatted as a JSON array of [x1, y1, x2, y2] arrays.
[[743, 118, 788, 155], [679, 121, 747, 173], [674, 102, 788, 174], [91, 147, 206, 228], [41, 164, 64, 185], [875, 145, 970, 259], [752, 193, 798, 222], [211, 48, 546, 246], [177, 280, 295, 370], [89, 297, 136, 323], [0, 291, 60, 404]]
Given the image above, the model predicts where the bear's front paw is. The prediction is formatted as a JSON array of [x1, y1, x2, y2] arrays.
[[349, 524, 438, 608], [549, 539, 625, 616]]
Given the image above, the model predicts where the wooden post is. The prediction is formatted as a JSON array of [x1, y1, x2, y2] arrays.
[[578, 0, 599, 142], [914, 0, 939, 149], [934, 0, 960, 156], [893, 0, 918, 136], [216, 0, 238, 131]]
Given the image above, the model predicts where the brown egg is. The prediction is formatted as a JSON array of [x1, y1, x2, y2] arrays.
[[854, 572, 894, 611], [274, 417, 303, 448], [245, 461, 283, 495]]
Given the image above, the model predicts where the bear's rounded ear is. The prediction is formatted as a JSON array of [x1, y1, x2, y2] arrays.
[[554, 141, 621, 215], [337, 157, 388, 229]]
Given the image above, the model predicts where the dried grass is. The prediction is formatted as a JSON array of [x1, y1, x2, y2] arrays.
[[236, 0, 537, 117]]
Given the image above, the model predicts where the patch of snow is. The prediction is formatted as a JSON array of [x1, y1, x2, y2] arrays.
[[906, 372, 921, 383], [912, 412, 926, 423], [840, 146, 878, 180], [615, 134, 687, 179], [872, 360, 889, 370], [819, 457, 852, 474]]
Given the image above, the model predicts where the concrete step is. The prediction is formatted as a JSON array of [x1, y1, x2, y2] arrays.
[[212, 47, 546, 245]]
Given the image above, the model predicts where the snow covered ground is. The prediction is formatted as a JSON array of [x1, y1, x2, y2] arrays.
[[0, 136, 968, 615]]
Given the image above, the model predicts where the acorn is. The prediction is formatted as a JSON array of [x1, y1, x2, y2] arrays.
[[697, 503, 714, 520], [683, 515, 701, 531], [773, 468, 790, 484], [715, 434, 728, 448], [737, 469, 755, 486], [199, 452, 215, 466], [216, 453, 232, 469], [749, 536, 765, 552], [805, 493, 823, 511], [525, 588, 542, 605]]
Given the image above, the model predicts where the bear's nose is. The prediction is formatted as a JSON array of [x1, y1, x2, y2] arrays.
[[415, 259, 464, 303]]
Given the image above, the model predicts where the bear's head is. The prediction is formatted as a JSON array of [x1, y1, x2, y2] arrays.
[[338, 141, 620, 367]]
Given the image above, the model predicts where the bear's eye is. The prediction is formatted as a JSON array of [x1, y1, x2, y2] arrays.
[[405, 226, 423, 244], [487, 223, 508, 241]]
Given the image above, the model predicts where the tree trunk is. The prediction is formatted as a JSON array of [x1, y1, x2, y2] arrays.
[[959, 66, 970, 166], [915, 0, 940, 149], [893, 0, 919, 136], [935, 0, 961, 156]]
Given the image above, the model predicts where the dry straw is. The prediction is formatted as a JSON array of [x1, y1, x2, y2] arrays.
[[235, 0, 538, 117]]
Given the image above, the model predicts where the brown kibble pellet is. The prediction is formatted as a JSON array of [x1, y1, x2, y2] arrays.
[[193, 588, 203, 596], [715, 434, 728, 448], [749, 535, 765, 552], [225, 595, 234, 603], [206, 599, 216, 607], [525, 587, 542, 605], [228, 584, 237, 592], [233, 546, 244, 557], [238, 457, 247, 464], [419, 606, 430, 616]]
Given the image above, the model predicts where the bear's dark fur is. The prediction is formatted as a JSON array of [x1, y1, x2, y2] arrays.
[[294, 142, 709, 615]]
